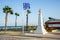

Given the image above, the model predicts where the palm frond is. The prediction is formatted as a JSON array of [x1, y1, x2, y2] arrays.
[[3, 8, 6, 13], [10, 10, 13, 14], [15, 13, 19, 16], [27, 9, 31, 14], [3, 6, 12, 14]]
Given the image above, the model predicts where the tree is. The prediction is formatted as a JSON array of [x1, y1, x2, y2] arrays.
[[3, 6, 13, 32], [49, 17, 55, 20], [26, 9, 31, 31], [15, 13, 19, 28]]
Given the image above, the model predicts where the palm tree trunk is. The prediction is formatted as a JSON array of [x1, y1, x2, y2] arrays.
[[15, 16, 17, 28], [26, 13, 28, 31], [5, 12, 8, 32]]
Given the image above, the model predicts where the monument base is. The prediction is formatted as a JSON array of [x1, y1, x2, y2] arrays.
[[34, 26, 47, 34]]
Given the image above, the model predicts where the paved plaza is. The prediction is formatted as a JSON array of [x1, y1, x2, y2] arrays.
[[0, 32, 60, 40]]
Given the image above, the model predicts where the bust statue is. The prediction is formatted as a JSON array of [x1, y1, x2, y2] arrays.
[[39, 9, 42, 15]]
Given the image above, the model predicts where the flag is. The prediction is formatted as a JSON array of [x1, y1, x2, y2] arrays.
[[23, 3, 30, 10]]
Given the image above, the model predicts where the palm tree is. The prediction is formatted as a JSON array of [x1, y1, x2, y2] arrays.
[[15, 13, 19, 28], [3, 6, 13, 32], [26, 9, 31, 31]]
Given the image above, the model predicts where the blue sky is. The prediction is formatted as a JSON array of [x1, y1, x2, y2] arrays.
[[0, 0, 60, 26]]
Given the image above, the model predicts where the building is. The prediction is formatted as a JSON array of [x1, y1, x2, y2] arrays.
[[45, 17, 60, 31]]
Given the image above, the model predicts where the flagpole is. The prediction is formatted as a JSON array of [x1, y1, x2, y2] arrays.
[[22, 16, 24, 34], [22, 5, 24, 34]]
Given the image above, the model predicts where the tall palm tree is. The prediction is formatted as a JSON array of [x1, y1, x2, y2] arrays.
[[15, 13, 19, 28], [26, 9, 31, 31], [3, 6, 13, 32]]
